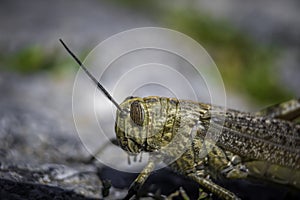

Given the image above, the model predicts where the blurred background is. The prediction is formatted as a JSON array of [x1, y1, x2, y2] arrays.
[[1, 0, 299, 111], [0, 0, 299, 199]]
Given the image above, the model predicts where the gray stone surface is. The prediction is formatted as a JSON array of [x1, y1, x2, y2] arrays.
[[0, 72, 127, 199]]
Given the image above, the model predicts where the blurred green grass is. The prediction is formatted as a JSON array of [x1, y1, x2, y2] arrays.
[[110, 0, 292, 104], [0, 1, 293, 105], [0, 46, 56, 73], [164, 10, 292, 104], [0, 46, 79, 76]]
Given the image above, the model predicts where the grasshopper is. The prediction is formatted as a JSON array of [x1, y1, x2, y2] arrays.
[[60, 39, 300, 200]]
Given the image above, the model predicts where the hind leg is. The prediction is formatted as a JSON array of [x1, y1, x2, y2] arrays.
[[256, 98, 300, 121]]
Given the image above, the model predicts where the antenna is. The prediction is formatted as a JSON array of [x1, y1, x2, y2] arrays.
[[59, 39, 122, 111]]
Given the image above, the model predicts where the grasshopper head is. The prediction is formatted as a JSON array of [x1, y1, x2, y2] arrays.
[[115, 96, 174, 154], [59, 40, 174, 156]]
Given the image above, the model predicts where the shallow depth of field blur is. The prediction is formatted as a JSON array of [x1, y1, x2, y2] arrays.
[[0, 0, 299, 199], [1, 0, 299, 109]]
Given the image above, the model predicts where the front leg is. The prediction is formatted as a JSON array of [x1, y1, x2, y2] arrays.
[[188, 173, 240, 200], [123, 160, 155, 200]]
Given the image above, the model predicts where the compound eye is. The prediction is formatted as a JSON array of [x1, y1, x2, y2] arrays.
[[130, 100, 144, 126]]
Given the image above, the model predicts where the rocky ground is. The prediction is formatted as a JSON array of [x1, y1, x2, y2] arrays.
[[0, 0, 300, 199], [0, 73, 125, 199]]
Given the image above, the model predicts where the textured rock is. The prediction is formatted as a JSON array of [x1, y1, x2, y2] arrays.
[[0, 163, 102, 198], [0, 82, 127, 199]]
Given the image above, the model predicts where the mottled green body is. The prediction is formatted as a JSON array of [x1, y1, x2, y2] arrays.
[[60, 41, 299, 199], [115, 97, 300, 199]]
